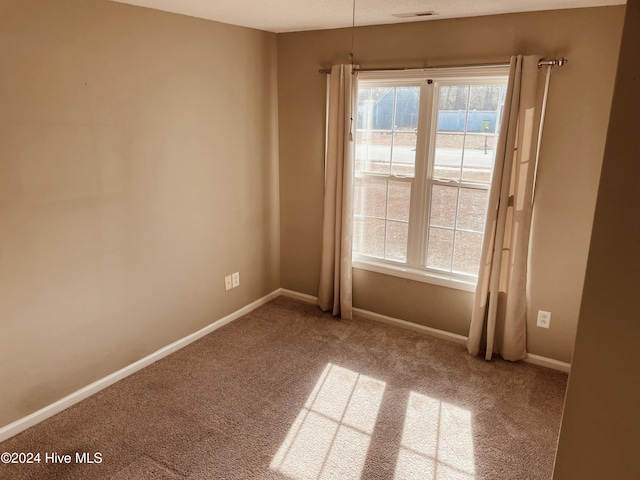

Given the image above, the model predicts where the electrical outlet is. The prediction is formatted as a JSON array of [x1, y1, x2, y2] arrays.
[[537, 310, 551, 329], [232, 272, 240, 288], [224, 275, 232, 291]]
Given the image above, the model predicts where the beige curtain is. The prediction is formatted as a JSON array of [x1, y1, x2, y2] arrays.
[[468, 55, 547, 361], [318, 64, 356, 319]]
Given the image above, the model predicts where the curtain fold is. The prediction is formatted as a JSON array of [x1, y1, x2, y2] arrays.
[[467, 55, 546, 361], [318, 64, 356, 319]]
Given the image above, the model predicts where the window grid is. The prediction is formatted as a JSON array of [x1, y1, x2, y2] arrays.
[[426, 84, 487, 275], [355, 85, 416, 264], [353, 71, 508, 287], [353, 175, 414, 261]]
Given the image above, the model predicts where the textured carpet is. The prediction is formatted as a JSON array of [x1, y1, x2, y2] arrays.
[[0, 296, 568, 479]]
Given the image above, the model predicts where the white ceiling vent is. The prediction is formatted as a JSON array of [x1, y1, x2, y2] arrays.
[[392, 11, 437, 19]]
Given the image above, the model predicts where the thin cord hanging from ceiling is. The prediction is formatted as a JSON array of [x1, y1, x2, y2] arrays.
[[349, 0, 356, 63]]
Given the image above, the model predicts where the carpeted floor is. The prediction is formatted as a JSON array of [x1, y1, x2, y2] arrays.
[[0, 296, 568, 480]]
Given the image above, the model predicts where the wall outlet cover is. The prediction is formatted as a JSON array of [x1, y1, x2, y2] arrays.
[[537, 310, 551, 329]]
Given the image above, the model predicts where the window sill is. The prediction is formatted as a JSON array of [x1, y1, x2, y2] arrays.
[[352, 259, 477, 293]]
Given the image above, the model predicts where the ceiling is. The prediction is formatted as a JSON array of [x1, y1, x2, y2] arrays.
[[111, 0, 625, 33]]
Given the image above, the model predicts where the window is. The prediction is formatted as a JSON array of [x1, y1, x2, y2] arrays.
[[353, 68, 508, 290]]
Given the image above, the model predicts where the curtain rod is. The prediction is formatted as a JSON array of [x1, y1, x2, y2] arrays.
[[318, 57, 568, 74]]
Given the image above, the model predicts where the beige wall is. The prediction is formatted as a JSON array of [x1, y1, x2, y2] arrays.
[[0, 0, 279, 427], [553, 1, 640, 477], [278, 7, 624, 362]]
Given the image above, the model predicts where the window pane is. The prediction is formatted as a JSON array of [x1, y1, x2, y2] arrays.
[[426, 82, 505, 276], [392, 131, 416, 176], [358, 87, 393, 129], [462, 134, 495, 183], [387, 180, 411, 222], [433, 133, 463, 180], [385, 221, 408, 262], [438, 85, 470, 117], [426, 227, 454, 271], [434, 86, 469, 181], [460, 84, 504, 182], [354, 177, 363, 216], [457, 188, 488, 232], [467, 85, 502, 132], [392, 87, 420, 176], [429, 185, 458, 228], [356, 87, 394, 174], [452, 231, 484, 275], [356, 131, 392, 174], [483, 134, 497, 152], [394, 87, 420, 129], [362, 218, 385, 258], [361, 178, 387, 218], [353, 218, 363, 254]]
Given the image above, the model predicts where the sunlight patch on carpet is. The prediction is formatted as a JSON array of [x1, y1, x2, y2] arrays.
[[395, 391, 475, 480], [270, 363, 386, 480]]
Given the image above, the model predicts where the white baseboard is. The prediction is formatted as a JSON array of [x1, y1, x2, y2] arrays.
[[279, 288, 467, 345], [524, 353, 571, 373], [279, 288, 318, 304], [352, 307, 469, 345], [279, 289, 570, 372], [0, 289, 281, 444]]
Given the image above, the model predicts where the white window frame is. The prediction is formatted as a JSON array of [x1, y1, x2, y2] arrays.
[[352, 67, 509, 292]]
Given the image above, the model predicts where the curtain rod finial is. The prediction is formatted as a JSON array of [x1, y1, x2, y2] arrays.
[[538, 57, 569, 68]]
